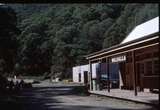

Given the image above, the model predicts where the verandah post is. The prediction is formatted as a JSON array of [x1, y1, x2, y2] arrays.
[[89, 60, 93, 91], [97, 59, 102, 90], [132, 50, 137, 96], [106, 57, 110, 92]]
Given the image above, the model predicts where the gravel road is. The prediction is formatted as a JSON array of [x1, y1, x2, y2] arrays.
[[1, 81, 157, 110]]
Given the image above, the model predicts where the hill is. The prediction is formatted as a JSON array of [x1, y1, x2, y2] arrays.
[[8, 4, 158, 78]]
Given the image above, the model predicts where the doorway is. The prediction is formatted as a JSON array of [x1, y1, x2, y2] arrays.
[[78, 73, 81, 82], [84, 71, 88, 85]]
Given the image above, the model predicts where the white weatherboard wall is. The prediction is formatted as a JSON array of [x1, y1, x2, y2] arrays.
[[121, 17, 159, 44], [72, 66, 81, 83], [92, 63, 99, 79]]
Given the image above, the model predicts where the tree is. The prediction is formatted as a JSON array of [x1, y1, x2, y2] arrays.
[[103, 4, 158, 48], [0, 6, 20, 74], [52, 25, 80, 78]]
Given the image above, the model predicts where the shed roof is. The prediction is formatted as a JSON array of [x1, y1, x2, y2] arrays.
[[121, 17, 159, 44]]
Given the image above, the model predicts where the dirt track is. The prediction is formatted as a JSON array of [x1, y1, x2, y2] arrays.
[[0, 81, 157, 110]]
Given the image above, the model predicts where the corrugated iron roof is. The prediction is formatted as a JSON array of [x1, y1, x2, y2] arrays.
[[121, 17, 159, 44]]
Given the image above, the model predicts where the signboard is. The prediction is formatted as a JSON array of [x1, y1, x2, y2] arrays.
[[111, 55, 126, 63]]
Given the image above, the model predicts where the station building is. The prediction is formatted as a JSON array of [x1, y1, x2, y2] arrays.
[[85, 17, 159, 96]]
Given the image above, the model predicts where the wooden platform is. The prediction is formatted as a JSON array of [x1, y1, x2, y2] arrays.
[[89, 89, 159, 106]]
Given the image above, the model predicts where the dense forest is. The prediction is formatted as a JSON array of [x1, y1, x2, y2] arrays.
[[0, 4, 158, 79]]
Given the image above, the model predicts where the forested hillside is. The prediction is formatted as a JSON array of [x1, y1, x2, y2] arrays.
[[6, 4, 159, 78]]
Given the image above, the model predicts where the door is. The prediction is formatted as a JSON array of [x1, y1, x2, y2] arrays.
[[119, 62, 126, 89], [78, 73, 81, 82]]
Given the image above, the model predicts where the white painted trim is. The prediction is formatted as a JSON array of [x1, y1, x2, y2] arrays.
[[90, 42, 159, 62]]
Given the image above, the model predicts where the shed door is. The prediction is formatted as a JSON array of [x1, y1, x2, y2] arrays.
[[84, 71, 88, 84], [79, 73, 81, 82]]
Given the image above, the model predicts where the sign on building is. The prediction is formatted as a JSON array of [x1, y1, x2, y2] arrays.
[[111, 55, 126, 63]]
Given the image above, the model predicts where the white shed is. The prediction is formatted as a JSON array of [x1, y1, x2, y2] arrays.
[[72, 63, 99, 84], [72, 64, 89, 83]]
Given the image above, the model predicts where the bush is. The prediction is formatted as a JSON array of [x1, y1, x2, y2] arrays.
[[72, 86, 90, 96]]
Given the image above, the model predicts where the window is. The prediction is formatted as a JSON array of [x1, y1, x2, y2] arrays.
[[145, 61, 152, 75], [153, 60, 159, 75], [139, 63, 144, 75]]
